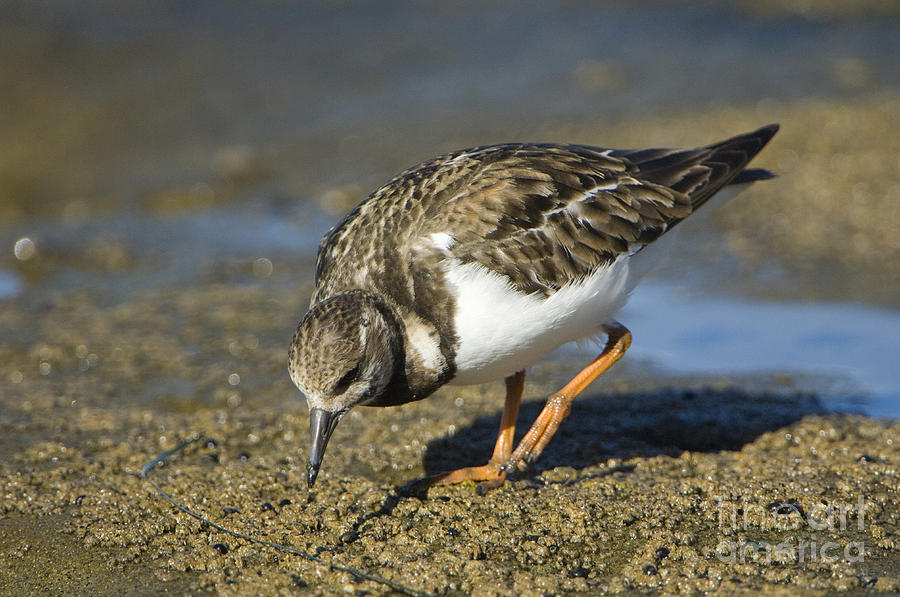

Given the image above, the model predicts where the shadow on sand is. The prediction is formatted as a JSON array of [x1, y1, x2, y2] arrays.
[[420, 386, 826, 476]]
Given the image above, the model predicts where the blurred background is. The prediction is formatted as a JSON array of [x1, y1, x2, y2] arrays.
[[1, 0, 898, 429], [2, 4, 899, 592]]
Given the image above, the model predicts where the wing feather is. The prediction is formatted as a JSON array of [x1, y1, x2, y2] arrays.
[[314, 125, 778, 300]]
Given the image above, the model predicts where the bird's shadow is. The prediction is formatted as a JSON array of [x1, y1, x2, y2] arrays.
[[421, 385, 826, 476]]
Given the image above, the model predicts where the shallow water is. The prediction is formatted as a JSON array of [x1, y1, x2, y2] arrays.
[[622, 282, 900, 418]]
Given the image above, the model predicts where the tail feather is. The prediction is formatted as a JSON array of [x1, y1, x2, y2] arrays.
[[730, 167, 776, 184], [613, 123, 779, 211]]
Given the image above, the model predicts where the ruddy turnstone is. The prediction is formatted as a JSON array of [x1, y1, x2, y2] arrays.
[[290, 124, 778, 489]]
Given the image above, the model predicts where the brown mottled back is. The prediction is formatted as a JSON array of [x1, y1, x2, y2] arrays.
[[314, 125, 778, 300]]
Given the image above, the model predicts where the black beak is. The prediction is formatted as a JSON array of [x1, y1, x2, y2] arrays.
[[307, 407, 342, 488]]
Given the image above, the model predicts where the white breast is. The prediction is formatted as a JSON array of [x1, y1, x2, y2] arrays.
[[443, 243, 663, 384]]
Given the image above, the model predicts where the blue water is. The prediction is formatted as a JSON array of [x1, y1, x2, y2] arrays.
[[0, 269, 21, 300], [622, 283, 900, 419]]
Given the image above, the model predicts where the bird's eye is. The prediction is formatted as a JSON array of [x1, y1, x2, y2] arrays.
[[334, 364, 360, 394]]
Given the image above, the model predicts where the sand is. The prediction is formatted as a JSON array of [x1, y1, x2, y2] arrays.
[[1, 93, 899, 594]]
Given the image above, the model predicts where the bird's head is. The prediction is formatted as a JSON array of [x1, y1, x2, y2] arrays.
[[288, 291, 401, 488]]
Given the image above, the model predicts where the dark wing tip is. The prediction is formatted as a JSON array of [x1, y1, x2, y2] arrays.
[[738, 123, 779, 154], [730, 168, 776, 184], [707, 122, 779, 153], [719, 124, 779, 185], [755, 123, 780, 143]]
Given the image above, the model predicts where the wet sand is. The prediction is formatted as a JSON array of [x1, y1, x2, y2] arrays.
[[2, 1, 900, 590], [2, 94, 900, 594], [1, 364, 898, 595]]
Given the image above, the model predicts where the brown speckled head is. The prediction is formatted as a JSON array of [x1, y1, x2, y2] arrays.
[[289, 290, 403, 412], [288, 290, 403, 486]]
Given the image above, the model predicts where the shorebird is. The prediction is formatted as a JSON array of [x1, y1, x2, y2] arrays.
[[289, 124, 778, 490]]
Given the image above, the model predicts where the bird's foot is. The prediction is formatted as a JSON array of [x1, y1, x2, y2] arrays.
[[501, 397, 569, 472], [403, 461, 508, 495]]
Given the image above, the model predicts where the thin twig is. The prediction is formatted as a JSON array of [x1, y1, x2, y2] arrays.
[[140, 434, 432, 597]]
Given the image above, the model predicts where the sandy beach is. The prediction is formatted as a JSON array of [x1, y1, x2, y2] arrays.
[[1, 2, 898, 594]]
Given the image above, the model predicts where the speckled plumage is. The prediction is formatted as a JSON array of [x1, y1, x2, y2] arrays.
[[290, 124, 779, 487], [314, 127, 776, 301]]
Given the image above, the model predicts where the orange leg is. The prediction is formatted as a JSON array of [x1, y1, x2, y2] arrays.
[[419, 370, 525, 490], [503, 322, 632, 472]]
